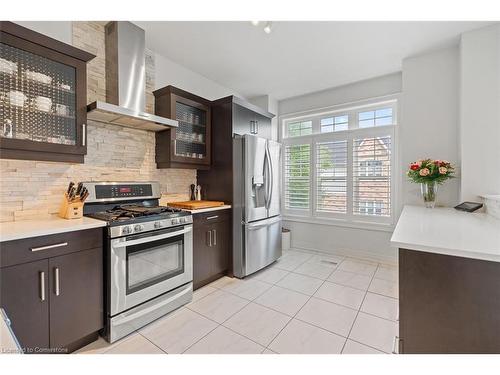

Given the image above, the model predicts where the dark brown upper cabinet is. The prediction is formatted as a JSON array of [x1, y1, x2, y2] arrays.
[[154, 86, 211, 170], [0, 22, 95, 163]]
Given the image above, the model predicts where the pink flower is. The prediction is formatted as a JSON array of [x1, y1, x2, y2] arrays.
[[416, 160, 422, 167], [439, 167, 448, 174], [419, 168, 430, 176]]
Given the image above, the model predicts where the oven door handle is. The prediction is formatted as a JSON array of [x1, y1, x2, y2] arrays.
[[113, 226, 192, 248]]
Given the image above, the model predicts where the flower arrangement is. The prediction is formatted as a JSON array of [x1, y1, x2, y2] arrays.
[[407, 159, 455, 184], [407, 159, 455, 207]]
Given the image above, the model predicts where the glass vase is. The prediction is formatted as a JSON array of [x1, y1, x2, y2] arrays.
[[420, 181, 438, 208]]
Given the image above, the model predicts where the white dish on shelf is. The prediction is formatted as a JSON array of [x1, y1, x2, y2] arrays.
[[7, 91, 27, 107], [34, 96, 52, 112], [0, 58, 17, 75], [25, 70, 53, 85]]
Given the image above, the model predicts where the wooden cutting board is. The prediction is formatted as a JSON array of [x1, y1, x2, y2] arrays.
[[168, 200, 225, 210]]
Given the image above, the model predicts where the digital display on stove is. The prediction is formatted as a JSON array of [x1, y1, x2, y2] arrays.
[[95, 184, 153, 199]]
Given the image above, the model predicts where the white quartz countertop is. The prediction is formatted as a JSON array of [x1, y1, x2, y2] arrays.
[[0, 216, 106, 242], [182, 205, 232, 214], [391, 205, 500, 262]]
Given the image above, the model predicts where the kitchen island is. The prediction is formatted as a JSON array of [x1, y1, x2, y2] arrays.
[[391, 205, 500, 353]]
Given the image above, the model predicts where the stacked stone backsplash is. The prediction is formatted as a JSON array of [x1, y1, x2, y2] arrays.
[[0, 21, 196, 222]]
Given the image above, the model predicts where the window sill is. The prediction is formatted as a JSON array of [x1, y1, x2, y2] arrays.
[[282, 215, 395, 233]]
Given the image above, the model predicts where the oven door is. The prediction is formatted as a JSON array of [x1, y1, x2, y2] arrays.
[[109, 224, 193, 316]]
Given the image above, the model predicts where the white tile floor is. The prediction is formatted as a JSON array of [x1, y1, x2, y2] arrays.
[[76, 248, 399, 354]]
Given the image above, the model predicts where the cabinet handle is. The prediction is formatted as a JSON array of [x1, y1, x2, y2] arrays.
[[82, 123, 86, 146], [255, 120, 259, 134], [54, 267, 60, 296], [39, 271, 45, 302], [212, 229, 217, 246], [207, 230, 212, 247], [392, 336, 399, 354], [31, 242, 68, 252], [206, 215, 219, 220]]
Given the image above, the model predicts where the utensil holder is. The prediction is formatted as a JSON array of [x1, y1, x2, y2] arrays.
[[58, 194, 84, 219]]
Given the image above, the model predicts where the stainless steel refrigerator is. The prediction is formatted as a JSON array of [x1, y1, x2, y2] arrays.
[[233, 134, 282, 278]]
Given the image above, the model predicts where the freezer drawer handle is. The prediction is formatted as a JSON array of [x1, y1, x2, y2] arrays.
[[247, 216, 281, 230], [31, 242, 68, 252]]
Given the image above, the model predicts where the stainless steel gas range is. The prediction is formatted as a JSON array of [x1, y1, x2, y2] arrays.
[[82, 181, 193, 343]]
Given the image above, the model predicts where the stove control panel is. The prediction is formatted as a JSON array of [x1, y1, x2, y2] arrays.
[[112, 215, 193, 238], [94, 184, 154, 200]]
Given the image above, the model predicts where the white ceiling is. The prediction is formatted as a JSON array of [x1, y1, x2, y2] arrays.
[[135, 21, 492, 100]]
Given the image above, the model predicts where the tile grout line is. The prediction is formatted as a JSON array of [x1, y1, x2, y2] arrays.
[[265, 257, 348, 353], [340, 263, 380, 354]]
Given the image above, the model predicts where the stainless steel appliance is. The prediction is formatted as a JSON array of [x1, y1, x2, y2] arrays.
[[83, 181, 193, 343], [86, 22, 178, 131], [233, 134, 282, 278]]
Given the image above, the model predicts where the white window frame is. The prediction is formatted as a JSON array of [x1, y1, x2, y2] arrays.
[[280, 96, 399, 230]]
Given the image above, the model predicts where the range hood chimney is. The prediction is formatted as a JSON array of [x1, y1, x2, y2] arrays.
[[87, 21, 178, 131]]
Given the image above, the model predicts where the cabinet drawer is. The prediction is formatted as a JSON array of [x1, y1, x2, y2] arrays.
[[193, 209, 230, 224], [0, 228, 103, 268]]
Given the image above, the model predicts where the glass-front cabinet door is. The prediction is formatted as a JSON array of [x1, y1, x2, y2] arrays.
[[154, 86, 212, 169], [0, 22, 93, 163]]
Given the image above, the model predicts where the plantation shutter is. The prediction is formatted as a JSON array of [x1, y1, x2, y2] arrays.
[[284, 143, 311, 210], [352, 135, 392, 217], [316, 140, 348, 213]]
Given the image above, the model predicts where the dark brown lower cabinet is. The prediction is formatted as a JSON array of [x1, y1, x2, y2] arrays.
[[0, 259, 50, 351], [399, 248, 500, 354], [193, 210, 231, 289], [0, 228, 103, 353], [48, 248, 103, 351]]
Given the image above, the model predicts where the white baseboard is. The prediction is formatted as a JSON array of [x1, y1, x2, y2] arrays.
[[292, 240, 398, 266]]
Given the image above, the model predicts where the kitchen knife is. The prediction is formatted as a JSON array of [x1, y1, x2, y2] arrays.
[[75, 182, 83, 197], [80, 189, 89, 202], [66, 181, 74, 196], [68, 187, 76, 202]]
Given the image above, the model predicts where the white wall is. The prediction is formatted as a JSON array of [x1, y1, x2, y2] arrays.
[[278, 73, 402, 263], [154, 53, 243, 100], [400, 47, 460, 208], [279, 72, 402, 116], [14, 21, 72, 44], [460, 24, 500, 201]]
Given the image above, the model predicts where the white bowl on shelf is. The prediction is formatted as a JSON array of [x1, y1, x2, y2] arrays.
[[25, 70, 53, 85], [7, 91, 27, 107], [0, 58, 17, 75], [34, 96, 52, 112]]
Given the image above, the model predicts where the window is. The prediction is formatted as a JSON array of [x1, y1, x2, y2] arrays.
[[358, 201, 383, 216], [282, 100, 396, 225], [284, 144, 311, 211], [287, 120, 312, 137], [359, 160, 383, 177], [320, 115, 348, 133], [358, 107, 393, 128], [316, 141, 347, 213], [353, 136, 391, 217]]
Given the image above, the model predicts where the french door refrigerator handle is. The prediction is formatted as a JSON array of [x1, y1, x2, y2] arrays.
[[264, 143, 272, 210], [267, 142, 274, 210]]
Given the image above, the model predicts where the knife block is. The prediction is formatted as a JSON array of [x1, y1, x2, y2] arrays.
[[58, 194, 84, 219]]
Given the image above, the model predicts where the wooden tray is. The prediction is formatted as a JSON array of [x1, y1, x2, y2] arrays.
[[168, 200, 225, 210]]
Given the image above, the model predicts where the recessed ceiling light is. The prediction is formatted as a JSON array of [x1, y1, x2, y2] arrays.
[[251, 21, 260, 26], [263, 22, 272, 34]]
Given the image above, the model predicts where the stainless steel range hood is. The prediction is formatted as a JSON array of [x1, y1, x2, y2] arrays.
[[87, 21, 178, 131]]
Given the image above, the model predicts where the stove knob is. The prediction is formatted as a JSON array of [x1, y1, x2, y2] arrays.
[[122, 226, 133, 235], [154, 221, 163, 229], [171, 218, 179, 225], [134, 224, 144, 233]]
